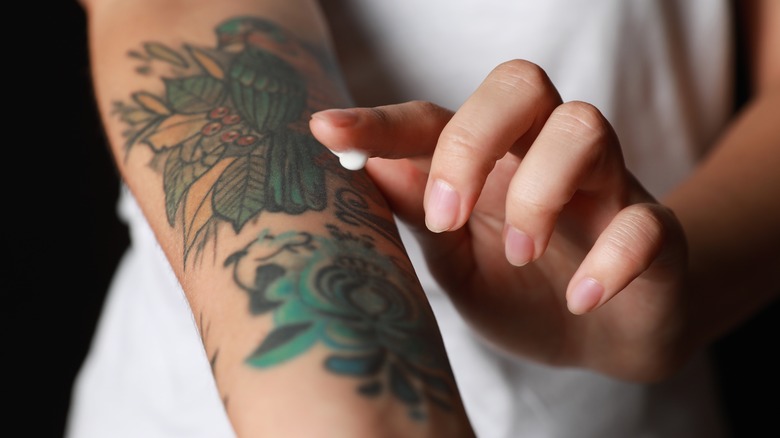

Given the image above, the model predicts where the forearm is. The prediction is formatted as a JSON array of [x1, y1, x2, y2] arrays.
[[664, 86, 780, 350], [84, 0, 473, 436]]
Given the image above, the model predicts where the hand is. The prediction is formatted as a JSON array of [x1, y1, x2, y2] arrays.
[[310, 60, 690, 382]]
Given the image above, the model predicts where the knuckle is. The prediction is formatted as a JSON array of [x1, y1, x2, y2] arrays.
[[489, 59, 550, 95], [409, 100, 453, 126], [553, 101, 608, 141], [604, 205, 666, 271], [439, 126, 481, 155], [367, 106, 391, 124], [410, 99, 445, 116], [440, 125, 503, 165], [524, 196, 560, 218], [551, 101, 612, 163], [510, 180, 562, 217]]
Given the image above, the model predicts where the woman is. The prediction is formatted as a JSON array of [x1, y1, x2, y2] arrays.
[[69, 1, 779, 436]]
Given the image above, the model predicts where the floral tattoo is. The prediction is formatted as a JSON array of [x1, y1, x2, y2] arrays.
[[226, 226, 457, 418], [114, 16, 456, 419], [115, 16, 349, 260]]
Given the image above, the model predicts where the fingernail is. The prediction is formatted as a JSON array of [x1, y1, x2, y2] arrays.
[[568, 278, 604, 314], [505, 226, 534, 266], [311, 109, 358, 127], [425, 179, 459, 233]]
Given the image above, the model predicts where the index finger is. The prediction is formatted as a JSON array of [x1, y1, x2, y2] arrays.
[[424, 59, 561, 232]]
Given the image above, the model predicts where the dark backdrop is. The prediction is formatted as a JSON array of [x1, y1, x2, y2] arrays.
[[9, 1, 777, 436], [9, 1, 129, 436]]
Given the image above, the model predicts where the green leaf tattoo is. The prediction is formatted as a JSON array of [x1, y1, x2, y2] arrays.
[[165, 76, 226, 114], [115, 17, 344, 259], [144, 42, 189, 68]]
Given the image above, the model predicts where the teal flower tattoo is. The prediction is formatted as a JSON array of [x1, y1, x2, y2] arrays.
[[226, 226, 457, 419]]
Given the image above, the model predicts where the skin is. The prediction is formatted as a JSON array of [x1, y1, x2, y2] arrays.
[[309, 0, 780, 382], [79, 0, 776, 435], [83, 0, 475, 436]]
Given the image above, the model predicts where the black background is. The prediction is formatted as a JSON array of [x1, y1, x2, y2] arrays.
[[9, 1, 777, 436]]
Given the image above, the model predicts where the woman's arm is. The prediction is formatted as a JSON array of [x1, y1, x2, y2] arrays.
[[83, 0, 474, 436], [663, 0, 780, 348]]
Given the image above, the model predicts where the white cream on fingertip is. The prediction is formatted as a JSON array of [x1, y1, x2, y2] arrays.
[[332, 150, 369, 171]]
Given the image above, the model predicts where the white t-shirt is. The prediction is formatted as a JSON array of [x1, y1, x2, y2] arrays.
[[67, 1, 733, 437]]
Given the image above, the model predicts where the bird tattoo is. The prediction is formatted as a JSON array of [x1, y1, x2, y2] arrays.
[[219, 16, 339, 215], [115, 16, 348, 258]]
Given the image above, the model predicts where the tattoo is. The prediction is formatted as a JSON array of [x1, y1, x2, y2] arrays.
[[226, 227, 457, 419], [115, 16, 347, 261], [334, 188, 404, 251], [114, 16, 457, 419], [198, 310, 222, 380]]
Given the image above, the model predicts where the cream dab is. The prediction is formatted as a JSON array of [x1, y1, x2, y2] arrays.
[[332, 150, 369, 171]]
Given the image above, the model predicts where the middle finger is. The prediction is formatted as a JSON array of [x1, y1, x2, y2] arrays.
[[425, 59, 562, 232]]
